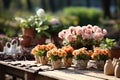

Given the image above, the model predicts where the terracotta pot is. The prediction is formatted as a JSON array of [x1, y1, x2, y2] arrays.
[[39, 56, 48, 65], [110, 48, 120, 59], [51, 34, 62, 47], [63, 58, 72, 67], [0, 41, 5, 51], [51, 59, 62, 69], [36, 36, 46, 45], [0, 42, 3, 51], [22, 28, 36, 38], [19, 35, 32, 47]]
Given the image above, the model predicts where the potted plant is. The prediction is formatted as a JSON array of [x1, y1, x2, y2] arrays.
[[31, 43, 56, 65], [58, 24, 107, 49], [61, 45, 74, 67], [72, 47, 90, 69], [47, 48, 65, 69], [91, 47, 110, 70], [100, 38, 116, 59], [47, 17, 64, 46], [15, 8, 50, 46]]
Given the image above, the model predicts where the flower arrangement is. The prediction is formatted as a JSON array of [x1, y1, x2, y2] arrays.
[[72, 47, 90, 60], [61, 45, 74, 58], [91, 47, 110, 61], [47, 48, 66, 61], [58, 24, 107, 49], [15, 9, 46, 28], [31, 43, 56, 56], [15, 8, 51, 37]]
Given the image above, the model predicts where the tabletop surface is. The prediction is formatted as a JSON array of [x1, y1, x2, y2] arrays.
[[0, 61, 120, 80]]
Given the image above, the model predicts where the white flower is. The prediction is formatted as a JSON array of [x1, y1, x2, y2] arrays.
[[15, 17, 25, 23], [49, 18, 60, 25], [36, 8, 45, 17]]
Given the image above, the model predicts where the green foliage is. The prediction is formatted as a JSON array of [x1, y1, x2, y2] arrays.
[[36, 49, 47, 56], [100, 38, 116, 49], [65, 52, 73, 58], [49, 54, 62, 61], [75, 53, 89, 60], [62, 7, 103, 26], [94, 54, 109, 61], [59, 14, 79, 26]]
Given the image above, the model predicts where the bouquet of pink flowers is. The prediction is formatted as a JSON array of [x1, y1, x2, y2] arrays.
[[58, 24, 107, 49]]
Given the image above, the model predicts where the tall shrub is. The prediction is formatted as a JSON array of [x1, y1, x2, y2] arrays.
[[62, 7, 103, 26]]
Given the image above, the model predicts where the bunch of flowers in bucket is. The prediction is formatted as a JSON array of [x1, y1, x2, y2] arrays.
[[31, 43, 56, 64], [47, 48, 66, 69], [58, 24, 107, 49], [61, 45, 74, 67], [72, 47, 91, 69], [91, 47, 110, 70], [91, 47, 110, 61]]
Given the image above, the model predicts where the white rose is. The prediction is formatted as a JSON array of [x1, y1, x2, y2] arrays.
[[36, 8, 45, 17]]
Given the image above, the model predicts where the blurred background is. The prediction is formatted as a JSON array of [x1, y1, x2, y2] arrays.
[[0, 0, 120, 40]]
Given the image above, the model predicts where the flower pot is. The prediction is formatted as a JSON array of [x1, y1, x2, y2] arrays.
[[110, 48, 120, 59], [36, 36, 46, 45], [104, 59, 114, 75], [51, 59, 62, 69], [96, 60, 105, 71], [75, 60, 88, 69], [51, 34, 62, 47], [114, 62, 120, 78], [63, 58, 72, 67], [22, 28, 36, 38], [0, 42, 3, 51], [34, 56, 40, 63], [39, 56, 48, 65], [19, 35, 32, 47], [0, 40, 6, 51]]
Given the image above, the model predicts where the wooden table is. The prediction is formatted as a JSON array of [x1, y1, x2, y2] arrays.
[[0, 61, 38, 80], [0, 61, 120, 80]]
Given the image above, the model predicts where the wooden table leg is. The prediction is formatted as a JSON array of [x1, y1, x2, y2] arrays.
[[0, 64, 5, 80], [13, 76, 17, 80], [24, 72, 35, 80]]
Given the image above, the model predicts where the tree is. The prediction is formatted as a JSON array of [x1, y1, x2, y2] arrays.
[[41, 0, 47, 11], [26, 0, 32, 11], [66, 0, 72, 6], [115, 0, 120, 19], [101, 0, 111, 19], [49, 0, 56, 12], [2, 0, 11, 9]]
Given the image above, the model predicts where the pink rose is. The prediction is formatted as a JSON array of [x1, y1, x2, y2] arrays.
[[84, 28, 92, 35], [82, 33, 93, 39], [82, 26, 87, 33], [75, 26, 82, 35], [87, 24, 93, 29], [58, 29, 68, 39], [65, 34, 77, 42], [93, 32, 104, 40], [69, 26, 76, 34], [102, 29, 107, 35], [92, 26, 99, 32]]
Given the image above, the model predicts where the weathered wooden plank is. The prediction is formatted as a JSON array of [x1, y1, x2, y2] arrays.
[[0, 64, 5, 80]]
